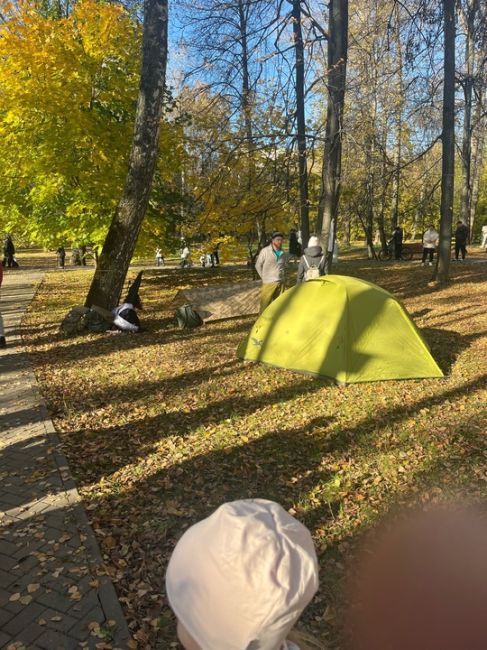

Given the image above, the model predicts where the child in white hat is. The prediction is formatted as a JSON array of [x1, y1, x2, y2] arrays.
[[166, 499, 321, 650]]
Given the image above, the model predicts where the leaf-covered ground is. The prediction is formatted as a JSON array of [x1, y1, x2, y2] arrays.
[[23, 255, 487, 648]]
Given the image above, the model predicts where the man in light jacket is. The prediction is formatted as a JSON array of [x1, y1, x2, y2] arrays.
[[421, 225, 439, 266], [255, 231, 287, 313]]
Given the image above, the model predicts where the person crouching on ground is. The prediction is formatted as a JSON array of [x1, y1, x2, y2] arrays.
[[166, 499, 322, 650], [421, 225, 439, 266], [255, 231, 287, 313], [297, 236, 326, 283], [112, 271, 143, 332]]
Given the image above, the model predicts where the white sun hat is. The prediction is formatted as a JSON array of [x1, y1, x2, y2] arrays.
[[166, 499, 319, 650]]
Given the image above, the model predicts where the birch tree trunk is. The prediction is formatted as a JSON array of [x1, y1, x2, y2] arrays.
[[85, 0, 169, 309], [292, 0, 310, 247], [459, 0, 480, 239], [390, 5, 403, 230], [316, 0, 348, 273], [434, 0, 455, 283], [469, 90, 486, 238]]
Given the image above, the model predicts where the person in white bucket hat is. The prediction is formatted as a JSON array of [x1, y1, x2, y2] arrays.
[[166, 499, 321, 650]]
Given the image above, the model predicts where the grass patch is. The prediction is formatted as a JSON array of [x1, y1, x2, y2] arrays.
[[23, 257, 487, 648]]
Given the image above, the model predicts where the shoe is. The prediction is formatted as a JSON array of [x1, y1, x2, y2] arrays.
[[421, 262, 425, 266], [429, 262, 433, 266], [0, 337, 6, 349]]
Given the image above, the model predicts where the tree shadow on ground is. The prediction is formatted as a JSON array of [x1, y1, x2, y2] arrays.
[[80, 373, 486, 648], [60, 374, 327, 488], [27, 316, 255, 367], [421, 327, 487, 374]]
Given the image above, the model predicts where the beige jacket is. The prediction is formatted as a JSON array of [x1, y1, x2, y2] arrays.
[[423, 229, 439, 249], [255, 244, 287, 284]]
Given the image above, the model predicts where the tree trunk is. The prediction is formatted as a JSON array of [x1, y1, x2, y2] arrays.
[[377, 204, 388, 252], [237, 0, 254, 170], [459, 0, 479, 240], [434, 0, 455, 283], [459, 44, 473, 236], [85, 0, 169, 309], [390, 5, 403, 230], [364, 136, 376, 259], [469, 90, 486, 238], [292, 0, 310, 247], [316, 0, 348, 273]]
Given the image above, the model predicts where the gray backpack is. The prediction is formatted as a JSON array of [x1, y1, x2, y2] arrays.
[[303, 255, 324, 281], [60, 306, 89, 336]]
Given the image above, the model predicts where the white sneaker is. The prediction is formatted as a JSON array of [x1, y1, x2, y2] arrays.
[[429, 262, 433, 266]]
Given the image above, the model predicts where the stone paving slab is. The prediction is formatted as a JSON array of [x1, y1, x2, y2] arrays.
[[0, 271, 130, 650]]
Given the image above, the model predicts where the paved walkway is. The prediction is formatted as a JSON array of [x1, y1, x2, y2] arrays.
[[0, 272, 130, 650]]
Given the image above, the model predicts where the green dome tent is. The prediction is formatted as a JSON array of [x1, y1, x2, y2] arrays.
[[237, 275, 443, 384]]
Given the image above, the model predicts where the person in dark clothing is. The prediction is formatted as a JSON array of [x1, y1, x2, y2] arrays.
[[454, 221, 469, 261], [289, 228, 302, 260], [211, 242, 221, 267], [297, 236, 326, 283], [56, 245, 66, 269], [391, 226, 403, 260], [3, 235, 15, 268]]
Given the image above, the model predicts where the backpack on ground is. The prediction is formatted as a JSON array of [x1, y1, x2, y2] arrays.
[[86, 308, 112, 333], [60, 306, 89, 336], [303, 255, 324, 281], [175, 304, 203, 330]]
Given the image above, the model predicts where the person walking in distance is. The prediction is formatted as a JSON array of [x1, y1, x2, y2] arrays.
[[180, 244, 191, 268], [391, 226, 403, 260], [480, 223, 487, 250], [56, 245, 66, 269], [255, 231, 287, 313], [3, 234, 15, 268], [155, 247, 164, 267], [421, 225, 439, 266], [454, 220, 469, 261], [0, 262, 5, 348]]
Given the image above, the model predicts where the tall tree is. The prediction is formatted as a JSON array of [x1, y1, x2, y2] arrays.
[[434, 0, 455, 283], [458, 0, 485, 238], [469, 87, 486, 235], [389, 3, 404, 230], [316, 0, 348, 273], [291, 0, 310, 247], [85, 0, 169, 309]]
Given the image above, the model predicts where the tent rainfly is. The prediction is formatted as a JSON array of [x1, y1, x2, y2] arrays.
[[237, 275, 444, 384]]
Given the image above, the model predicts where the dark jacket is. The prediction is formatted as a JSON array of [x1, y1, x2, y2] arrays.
[[392, 228, 403, 244], [297, 246, 326, 283], [3, 237, 14, 256], [454, 224, 469, 244]]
